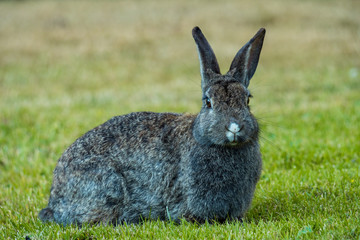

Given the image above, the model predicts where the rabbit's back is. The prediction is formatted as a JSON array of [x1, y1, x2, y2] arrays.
[[40, 112, 195, 225]]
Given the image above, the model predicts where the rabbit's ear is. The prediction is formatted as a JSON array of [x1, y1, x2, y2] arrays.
[[228, 28, 266, 87], [192, 26, 221, 89]]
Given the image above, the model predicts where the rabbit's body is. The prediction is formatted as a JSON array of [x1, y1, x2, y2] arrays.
[[39, 111, 261, 225], [39, 27, 266, 225]]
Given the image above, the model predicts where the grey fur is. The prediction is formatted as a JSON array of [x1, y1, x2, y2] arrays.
[[39, 26, 266, 225]]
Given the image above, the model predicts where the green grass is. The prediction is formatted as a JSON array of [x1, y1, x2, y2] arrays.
[[1, 0, 359, 239]]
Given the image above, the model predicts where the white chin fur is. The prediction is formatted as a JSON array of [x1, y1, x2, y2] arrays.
[[226, 131, 235, 142], [226, 123, 240, 142]]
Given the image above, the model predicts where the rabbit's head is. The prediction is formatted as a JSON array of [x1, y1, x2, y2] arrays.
[[192, 27, 265, 147]]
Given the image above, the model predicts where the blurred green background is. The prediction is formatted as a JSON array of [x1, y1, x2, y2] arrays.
[[0, 0, 359, 238]]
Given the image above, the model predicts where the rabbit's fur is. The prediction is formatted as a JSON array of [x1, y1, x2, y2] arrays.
[[39, 26, 266, 225]]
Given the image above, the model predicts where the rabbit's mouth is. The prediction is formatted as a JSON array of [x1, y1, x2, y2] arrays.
[[229, 141, 240, 146], [226, 137, 247, 146], [224, 123, 254, 147], [225, 124, 244, 143], [225, 137, 252, 147]]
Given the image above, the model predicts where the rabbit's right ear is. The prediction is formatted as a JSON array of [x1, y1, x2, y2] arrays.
[[192, 26, 221, 90], [228, 28, 266, 88]]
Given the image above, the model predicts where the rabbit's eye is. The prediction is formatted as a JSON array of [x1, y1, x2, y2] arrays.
[[247, 94, 253, 105], [205, 98, 212, 108]]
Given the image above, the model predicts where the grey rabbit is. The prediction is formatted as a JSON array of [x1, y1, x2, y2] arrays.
[[39, 26, 266, 225]]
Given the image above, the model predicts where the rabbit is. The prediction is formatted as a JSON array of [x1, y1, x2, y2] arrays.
[[38, 26, 266, 226]]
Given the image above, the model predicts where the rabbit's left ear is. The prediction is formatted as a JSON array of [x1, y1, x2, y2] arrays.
[[228, 28, 266, 87]]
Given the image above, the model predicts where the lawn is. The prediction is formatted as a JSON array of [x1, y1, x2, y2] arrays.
[[0, 0, 359, 239]]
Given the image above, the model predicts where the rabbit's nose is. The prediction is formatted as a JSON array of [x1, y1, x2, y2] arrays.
[[227, 122, 244, 133]]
